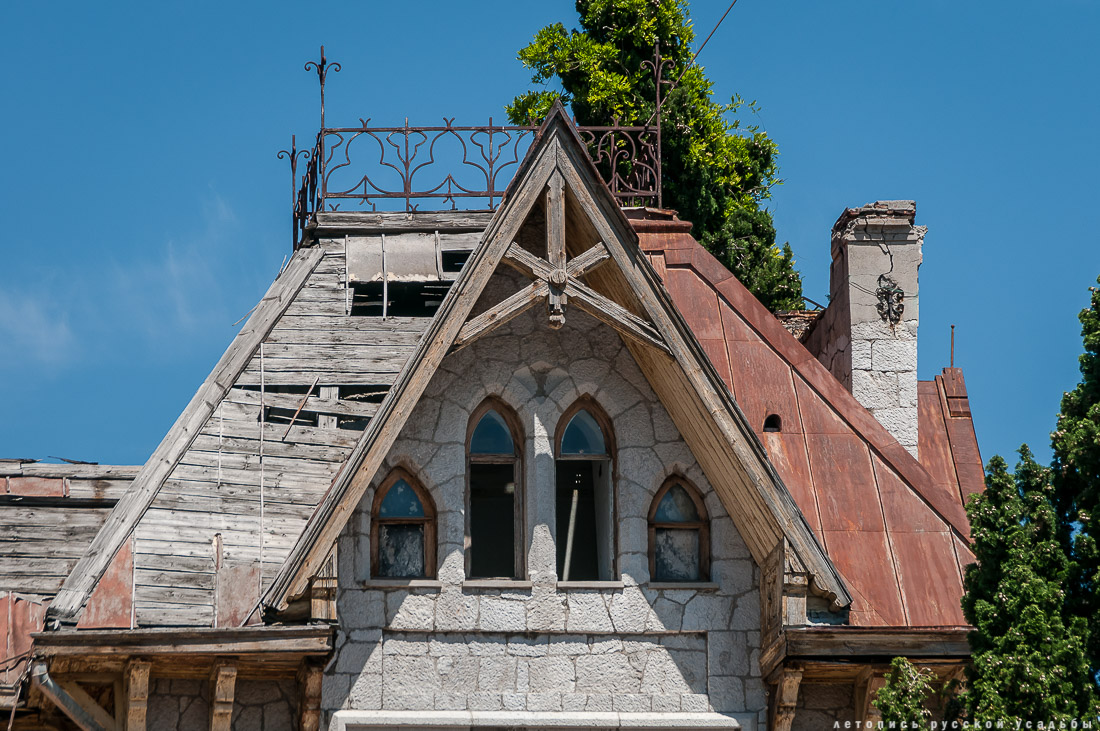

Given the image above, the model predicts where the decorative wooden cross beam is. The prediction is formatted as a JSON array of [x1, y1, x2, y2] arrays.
[[453, 171, 669, 354]]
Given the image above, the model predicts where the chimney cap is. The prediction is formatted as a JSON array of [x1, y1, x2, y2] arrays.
[[833, 200, 916, 234]]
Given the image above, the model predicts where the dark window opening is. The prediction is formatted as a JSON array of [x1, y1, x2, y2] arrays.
[[469, 462, 517, 579], [555, 460, 612, 581], [349, 281, 454, 318], [441, 250, 472, 273], [555, 405, 614, 582], [467, 404, 524, 580], [337, 416, 370, 431], [763, 414, 782, 432]]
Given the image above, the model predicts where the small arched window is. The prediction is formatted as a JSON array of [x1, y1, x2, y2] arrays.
[[648, 477, 709, 582], [371, 470, 436, 579], [467, 400, 524, 579], [555, 400, 615, 581], [763, 414, 782, 432]]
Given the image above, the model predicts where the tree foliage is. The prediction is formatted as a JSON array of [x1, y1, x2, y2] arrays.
[[961, 448, 1096, 722], [1051, 278, 1100, 683], [872, 657, 934, 726], [507, 0, 804, 311]]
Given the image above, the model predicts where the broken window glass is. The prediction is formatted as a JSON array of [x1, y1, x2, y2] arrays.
[[650, 479, 708, 582], [372, 475, 434, 579]]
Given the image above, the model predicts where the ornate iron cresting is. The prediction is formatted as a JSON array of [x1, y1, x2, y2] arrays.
[[283, 47, 667, 249]]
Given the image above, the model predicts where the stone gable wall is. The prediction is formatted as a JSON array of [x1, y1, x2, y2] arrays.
[[324, 270, 764, 728]]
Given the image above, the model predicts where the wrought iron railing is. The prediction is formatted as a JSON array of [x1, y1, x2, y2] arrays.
[[280, 48, 667, 249]]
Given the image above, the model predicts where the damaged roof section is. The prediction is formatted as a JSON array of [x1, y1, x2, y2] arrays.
[[0, 464, 136, 709]]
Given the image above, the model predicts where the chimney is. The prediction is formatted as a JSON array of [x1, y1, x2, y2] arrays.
[[804, 201, 925, 456]]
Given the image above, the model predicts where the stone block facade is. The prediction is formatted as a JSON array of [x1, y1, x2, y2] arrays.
[[324, 269, 764, 728], [145, 678, 296, 731]]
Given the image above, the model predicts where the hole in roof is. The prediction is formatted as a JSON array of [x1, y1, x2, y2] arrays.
[[560, 409, 606, 456], [470, 409, 514, 455], [763, 414, 782, 432]]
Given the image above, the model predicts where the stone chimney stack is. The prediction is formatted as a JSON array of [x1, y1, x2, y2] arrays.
[[804, 201, 925, 456]]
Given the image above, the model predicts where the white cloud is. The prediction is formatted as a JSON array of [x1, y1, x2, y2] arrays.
[[0, 288, 77, 367]]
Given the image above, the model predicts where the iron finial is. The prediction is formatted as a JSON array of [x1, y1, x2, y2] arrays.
[[305, 45, 341, 130]]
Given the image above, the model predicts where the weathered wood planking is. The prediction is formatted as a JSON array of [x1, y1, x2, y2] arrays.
[[49, 247, 326, 624], [0, 503, 114, 593]]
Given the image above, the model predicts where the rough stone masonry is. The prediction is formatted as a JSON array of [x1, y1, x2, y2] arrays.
[[323, 266, 764, 729]]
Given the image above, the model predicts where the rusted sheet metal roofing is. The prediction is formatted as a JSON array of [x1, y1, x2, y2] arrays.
[[634, 217, 979, 628]]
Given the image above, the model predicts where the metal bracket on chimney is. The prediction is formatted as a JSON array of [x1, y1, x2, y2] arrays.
[[875, 273, 905, 326]]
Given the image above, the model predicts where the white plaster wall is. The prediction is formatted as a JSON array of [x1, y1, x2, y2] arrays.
[[325, 269, 763, 727]]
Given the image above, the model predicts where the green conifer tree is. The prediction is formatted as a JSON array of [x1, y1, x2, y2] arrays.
[[1051, 279, 1100, 684], [872, 657, 934, 726], [961, 448, 1096, 721], [507, 0, 804, 311]]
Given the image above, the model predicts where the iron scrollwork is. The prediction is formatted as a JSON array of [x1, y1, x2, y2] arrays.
[[876, 273, 905, 326]]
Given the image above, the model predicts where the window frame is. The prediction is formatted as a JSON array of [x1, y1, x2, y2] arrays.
[[647, 475, 710, 583], [465, 397, 526, 580], [554, 397, 618, 581], [370, 468, 437, 579]]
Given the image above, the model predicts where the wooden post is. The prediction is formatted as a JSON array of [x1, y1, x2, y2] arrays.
[[772, 667, 802, 731], [297, 662, 323, 731], [545, 170, 567, 329], [209, 661, 238, 731], [124, 659, 151, 731], [854, 667, 886, 723]]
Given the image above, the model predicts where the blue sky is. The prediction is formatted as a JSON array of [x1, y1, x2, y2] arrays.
[[1, 1, 1097, 468]]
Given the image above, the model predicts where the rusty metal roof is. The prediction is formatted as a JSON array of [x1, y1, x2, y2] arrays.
[[633, 216, 980, 628]]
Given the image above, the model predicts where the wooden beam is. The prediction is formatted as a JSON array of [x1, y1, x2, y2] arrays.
[[565, 280, 670, 355], [48, 246, 326, 624], [566, 242, 610, 279], [33, 626, 334, 657], [209, 661, 237, 731], [773, 667, 802, 731], [854, 666, 886, 724], [56, 680, 118, 731], [297, 662, 323, 731], [546, 170, 567, 328], [124, 660, 151, 731], [452, 281, 548, 351], [783, 626, 971, 659], [503, 243, 550, 281]]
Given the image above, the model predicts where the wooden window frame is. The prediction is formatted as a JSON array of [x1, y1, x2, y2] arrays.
[[370, 468, 437, 579], [465, 397, 526, 580], [554, 397, 618, 579], [648, 475, 710, 582]]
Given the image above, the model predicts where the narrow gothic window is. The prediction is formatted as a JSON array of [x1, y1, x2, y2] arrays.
[[649, 477, 709, 582], [467, 401, 524, 579], [371, 471, 436, 578], [555, 402, 615, 581]]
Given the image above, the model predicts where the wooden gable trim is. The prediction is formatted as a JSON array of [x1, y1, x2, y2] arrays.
[[46, 246, 326, 625], [262, 100, 849, 611]]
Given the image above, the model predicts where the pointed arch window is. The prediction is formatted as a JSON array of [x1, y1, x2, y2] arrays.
[[467, 400, 524, 579], [648, 477, 709, 582], [555, 401, 616, 581], [371, 470, 436, 579]]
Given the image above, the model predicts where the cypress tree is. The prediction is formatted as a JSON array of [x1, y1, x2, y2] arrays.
[[1051, 279, 1100, 684], [507, 0, 804, 311], [961, 448, 1096, 721]]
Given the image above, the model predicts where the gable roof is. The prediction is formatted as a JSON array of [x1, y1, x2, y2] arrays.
[[262, 101, 851, 612], [633, 214, 976, 627]]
